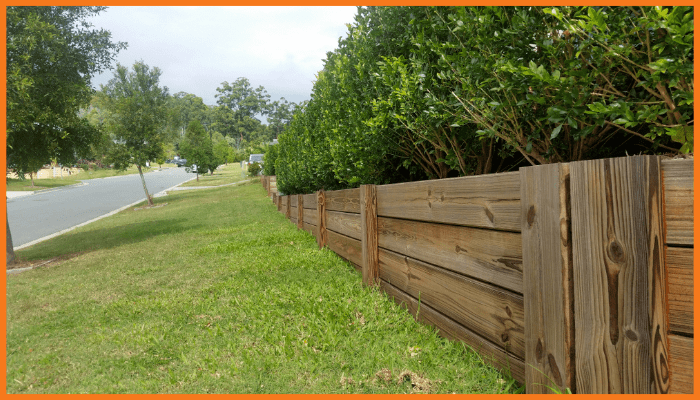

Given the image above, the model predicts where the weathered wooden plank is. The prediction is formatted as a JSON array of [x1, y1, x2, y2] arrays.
[[302, 222, 318, 238], [290, 194, 298, 208], [520, 163, 574, 394], [281, 195, 288, 209], [325, 188, 360, 213], [361, 184, 378, 286], [317, 190, 327, 249], [667, 246, 693, 335], [297, 194, 304, 229], [570, 156, 668, 394], [380, 279, 526, 384], [285, 196, 291, 220], [302, 193, 317, 210], [289, 206, 298, 225], [327, 230, 362, 267], [377, 217, 523, 294], [376, 171, 521, 231], [661, 159, 693, 246], [668, 334, 693, 394], [326, 211, 362, 241], [379, 248, 525, 359], [303, 208, 317, 226]]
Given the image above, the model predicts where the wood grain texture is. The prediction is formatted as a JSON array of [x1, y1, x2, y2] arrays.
[[317, 190, 327, 249], [379, 248, 525, 359], [667, 246, 693, 335], [570, 156, 668, 394], [376, 171, 521, 231], [285, 196, 291, 220], [302, 193, 317, 209], [303, 208, 317, 227], [327, 230, 362, 267], [297, 194, 304, 229], [327, 211, 362, 241], [377, 217, 523, 294], [290, 195, 298, 208], [668, 334, 693, 394], [361, 185, 379, 286], [325, 188, 361, 213], [661, 159, 693, 246], [380, 279, 526, 384], [302, 222, 318, 238], [289, 206, 297, 225], [520, 163, 574, 394]]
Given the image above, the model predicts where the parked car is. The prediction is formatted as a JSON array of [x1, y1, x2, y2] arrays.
[[186, 164, 197, 173], [175, 158, 187, 167]]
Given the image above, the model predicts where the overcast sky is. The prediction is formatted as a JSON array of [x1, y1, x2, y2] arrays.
[[88, 6, 358, 107]]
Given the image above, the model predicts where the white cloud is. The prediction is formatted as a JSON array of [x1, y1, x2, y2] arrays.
[[89, 6, 357, 106]]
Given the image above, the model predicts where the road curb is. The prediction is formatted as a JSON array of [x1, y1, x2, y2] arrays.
[[7, 182, 86, 199]]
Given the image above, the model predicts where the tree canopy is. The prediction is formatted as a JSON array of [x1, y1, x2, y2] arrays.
[[6, 6, 126, 176], [179, 120, 214, 181], [99, 61, 171, 206]]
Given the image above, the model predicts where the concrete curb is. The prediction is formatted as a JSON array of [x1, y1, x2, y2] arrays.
[[7, 182, 86, 199]]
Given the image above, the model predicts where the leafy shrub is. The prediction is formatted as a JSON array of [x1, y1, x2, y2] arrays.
[[247, 161, 262, 177], [276, 6, 692, 194]]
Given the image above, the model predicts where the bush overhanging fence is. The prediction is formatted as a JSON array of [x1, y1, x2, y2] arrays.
[[261, 154, 693, 394]]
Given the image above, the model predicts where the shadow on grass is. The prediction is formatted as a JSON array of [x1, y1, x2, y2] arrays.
[[15, 216, 204, 262]]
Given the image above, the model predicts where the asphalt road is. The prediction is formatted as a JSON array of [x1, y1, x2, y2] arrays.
[[7, 167, 196, 249]]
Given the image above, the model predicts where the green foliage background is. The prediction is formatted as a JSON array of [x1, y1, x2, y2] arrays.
[[275, 6, 693, 195]]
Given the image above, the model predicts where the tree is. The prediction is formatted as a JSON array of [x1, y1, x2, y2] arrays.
[[179, 120, 214, 182], [215, 78, 271, 144], [267, 98, 296, 138], [169, 91, 209, 136], [7, 6, 126, 179], [6, 6, 125, 265], [99, 61, 170, 206]]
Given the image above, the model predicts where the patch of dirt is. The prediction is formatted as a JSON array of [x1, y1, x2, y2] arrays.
[[6, 251, 89, 271], [339, 374, 355, 388], [397, 370, 433, 393], [375, 368, 393, 384], [134, 203, 168, 211]]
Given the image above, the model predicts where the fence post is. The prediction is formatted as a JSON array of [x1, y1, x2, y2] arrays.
[[297, 194, 304, 230], [569, 155, 667, 394], [520, 163, 574, 394], [317, 190, 327, 249], [285, 195, 291, 220], [360, 184, 378, 286]]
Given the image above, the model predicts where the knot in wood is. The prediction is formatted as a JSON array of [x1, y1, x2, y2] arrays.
[[527, 205, 536, 227], [607, 240, 625, 263], [535, 338, 544, 362], [625, 329, 638, 341], [501, 331, 509, 343]]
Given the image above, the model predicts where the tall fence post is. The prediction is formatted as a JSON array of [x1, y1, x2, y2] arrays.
[[568, 155, 668, 394], [297, 194, 304, 230], [520, 163, 574, 394], [360, 184, 378, 286], [317, 190, 327, 249], [285, 195, 291, 220]]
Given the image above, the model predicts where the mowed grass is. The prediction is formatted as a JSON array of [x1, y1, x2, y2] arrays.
[[178, 163, 248, 187], [6, 164, 177, 191], [6, 182, 522, 394]]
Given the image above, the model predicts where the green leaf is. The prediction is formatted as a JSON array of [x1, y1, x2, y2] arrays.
[[550, 124, 563, 139]]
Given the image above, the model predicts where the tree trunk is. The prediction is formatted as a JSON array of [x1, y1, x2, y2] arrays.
[[30, 172, 35, 187], [137, 165, 154, 206], [196, 171, 199, 182], [7, 204, 15, 266]]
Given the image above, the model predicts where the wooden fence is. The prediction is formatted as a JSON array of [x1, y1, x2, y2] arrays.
[[264, 155, 693, 394]]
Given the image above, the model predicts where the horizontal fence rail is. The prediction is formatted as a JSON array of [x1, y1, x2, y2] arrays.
[[263, 155, 693, 394]]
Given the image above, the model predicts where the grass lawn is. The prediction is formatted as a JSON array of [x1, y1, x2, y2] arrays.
[[178, 163, 248, 187], [6, 182, 522, 394], [6, 164, 177, 192]]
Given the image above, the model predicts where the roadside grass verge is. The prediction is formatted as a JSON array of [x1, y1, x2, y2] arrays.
[[7, 182, 522, 394], [6, 164, 176, 191], [178, 163, 247, 187]]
